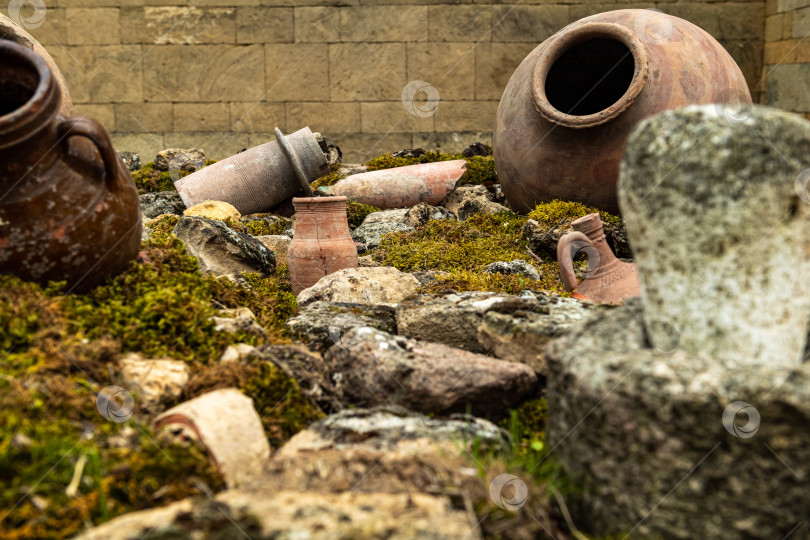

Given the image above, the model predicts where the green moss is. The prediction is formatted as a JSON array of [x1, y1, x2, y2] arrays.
[[528, 199, 621, 228], [366, 151, 496, 186], [346, 201, 381, 229], [311, 164, 346, 190], [420, 269, 564, 296], [130, 160, 217, 195], [227, 214, 289, 237]]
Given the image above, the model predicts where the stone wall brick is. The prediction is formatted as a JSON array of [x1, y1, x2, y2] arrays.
[[329, 43, 406, 100], [433, 100, 499, 132], [724, 40, 764, 96], [324, 132, 413, 163], [491, 5, 569, 42], [24, 8, 67, 45], [162, 132, 251, 159], [173, 103, 231, 131], [361, 101, 434, 133], [294, 6, 341, 42], [136, 7, 236, 44], [287, 101, 361, 132], [778, 0, 809, 12], [73, 104, 115, 127], [428, 5, 491, 42], [406, 42, 475, 100], [413, 131, 492, 153], [663, 3, 764, 40], [474, 42, 536, 100], [115, 103, 173, 132], [66, 8, 119, 45], [793, 6, 810, 35], [230, 102, 286, 132], [236, 7, 294, 43], [265, 43, 329, 100], [765, 63, 810, 111], [143, 45, 264, 101], [765, 13, 786, 41], [111, 133, 165, 162], [49, 45, 143, 103]]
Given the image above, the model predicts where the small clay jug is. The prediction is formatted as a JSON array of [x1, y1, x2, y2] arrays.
[[288, 196, 358, 295], [557, 213, 639, 304], [0, 41, 141, 291]]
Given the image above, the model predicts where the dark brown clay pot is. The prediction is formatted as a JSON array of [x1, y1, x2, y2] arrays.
[[557, 213, 639, 304], [0, 41, 141, 291], [288, 196, 358, 295], [494, 9, 752, 215]]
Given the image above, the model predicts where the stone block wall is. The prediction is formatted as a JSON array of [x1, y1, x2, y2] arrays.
[[9, 0, 766, 163], [764, 0, 810, 119]]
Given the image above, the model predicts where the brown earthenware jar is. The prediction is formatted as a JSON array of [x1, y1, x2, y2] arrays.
[[494, 9, 752, 214], [0, 41, 142, 291], [557, 213, 639, 304], [288, 196, 358, 295]]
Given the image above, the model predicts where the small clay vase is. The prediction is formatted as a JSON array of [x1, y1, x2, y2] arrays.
[[288, 196, 358, 295], [0, 41, 141, 291], [557, 213, 639, 304]]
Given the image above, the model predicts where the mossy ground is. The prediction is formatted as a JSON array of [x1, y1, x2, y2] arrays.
[[366, 150, 496, 186], [130, 161, 217, 195]]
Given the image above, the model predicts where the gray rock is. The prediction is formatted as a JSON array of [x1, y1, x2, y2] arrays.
[[211, 307, 266, 337], [118, 353, 190, 414], [409, 269, 450, 286], [255, 234, 290, 266], [297, 267, 420, 307], [484, 260, 541, 280], [351, 221, 413, 250], [457, 197, 510, 220], [286, 301, 397, 352], [361, 209, 409, 225], [173, 216, 275, 278], [546, 299, 810, 539], [139, 191, 185, 219], [620, 105, 810, 367], [314, 132, 342, 166], [154, 147, 205, 172], [325, 327, 538, 416], [396, 292, 543, 352], [440, 185, 492, 215], [477, 295, 600, 375], [119, 151, 141, 171], [404, 202, 456, 228]]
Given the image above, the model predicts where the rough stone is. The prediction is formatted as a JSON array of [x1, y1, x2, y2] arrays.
[[211, 307, 266, 337], [286, 301, 396, 353], [173, 216, 275, 279], [619, 105, 810, 366], [477, 295, 599, 375], [461, 142, 492, 158], [457, 197, 510, 220], [154, 147, 205, 172], [315, 132, 342, 166], [325, 327, 538, 416], [255, 234, 290, 267], [218, 343, 259, 363], [546, 299, 810, 539], [183, 200, 241, 222], [440, 184, 493, 215], [409, 269, 451, 286], [297, 267, 420, 307], [357, 255, 382, 267], [118, 353, 190, 414], [139, 191, 185, 219], [360, 209, 409, 225], [484, 260, 541, 280], [522, 217, 632, 260], [396, 292, 544, 352], [351, 221, 414, 250], [404, 202, 456, 228], [119, 151, 141, 171], [153, 388, 270, 488]]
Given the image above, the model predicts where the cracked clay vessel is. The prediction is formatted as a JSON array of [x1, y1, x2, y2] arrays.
[[557, 213, 639, 304], [0, 41, 141, 291], [494, 9, 751, 214], [288, 196, 358, 295]]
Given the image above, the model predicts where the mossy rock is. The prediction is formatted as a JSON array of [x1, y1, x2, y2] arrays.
[[528, 199, 621, 228], [130, 160, 217, 195], [366, 150, 496, 186]]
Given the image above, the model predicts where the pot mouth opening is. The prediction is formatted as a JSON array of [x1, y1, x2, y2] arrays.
[[0, 41, 57, 144], [532, 23, 649, 129]]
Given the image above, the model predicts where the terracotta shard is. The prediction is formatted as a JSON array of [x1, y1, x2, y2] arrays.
[[493, 9, 751, 214], [557, 213, 639, 304], [333, 160, 467, 209], [0, 41, 141, 291]]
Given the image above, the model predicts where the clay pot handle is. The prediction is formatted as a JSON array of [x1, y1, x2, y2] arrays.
[[557, 230, 594, 292], [59, 116, 126, 191]]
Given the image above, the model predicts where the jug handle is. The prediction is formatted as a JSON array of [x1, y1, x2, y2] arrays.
[[557, 230, 593, 292], [59, 116, 126, 191]]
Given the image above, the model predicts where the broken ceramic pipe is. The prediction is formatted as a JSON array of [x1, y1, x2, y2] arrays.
[[333, 160, 466, 209], [174, 127, 329, 215], [557, 213, 639, 304], [153, 388, 270, 488]]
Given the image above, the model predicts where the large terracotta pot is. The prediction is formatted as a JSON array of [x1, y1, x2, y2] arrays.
[[288, 196, 357, 295], [0, 41, 141, 291], [494, 9, 751, 215]]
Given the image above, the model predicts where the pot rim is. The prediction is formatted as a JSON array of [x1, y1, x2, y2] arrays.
[[0, 40, 59, 147], [292, 196, 348, 204], [531, 21, 650, 129]]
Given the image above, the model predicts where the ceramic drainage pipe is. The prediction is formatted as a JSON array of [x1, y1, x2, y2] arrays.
[[333, 159, 467, 209], [174, 126, 328, 215]]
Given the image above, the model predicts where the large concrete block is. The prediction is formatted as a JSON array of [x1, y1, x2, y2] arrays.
[[294, 6, 341, 42], [765, 63, 810, 111], [143, 44, 264, 101], [406, 42, 475, 101], [428, 5, 490, 42], [286, 101, 361, 133], [173, 103, 231, 132], [49, 45, 144, 103], [360, 101, 434, 133], [340, 5, 428, 42], [329, 43, 406, 100], [25, 7, 67, 45], [473, 42, 537, 100], [230, 102, 286, 132], [236, 6, 294, 43], [433, 100, 499, 132], [143, 7, 235, 44], [66, 8, 119, 46], [265, 43, 329, 101], [491, 5, 569, 42], [114, 103, 173, 133]]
